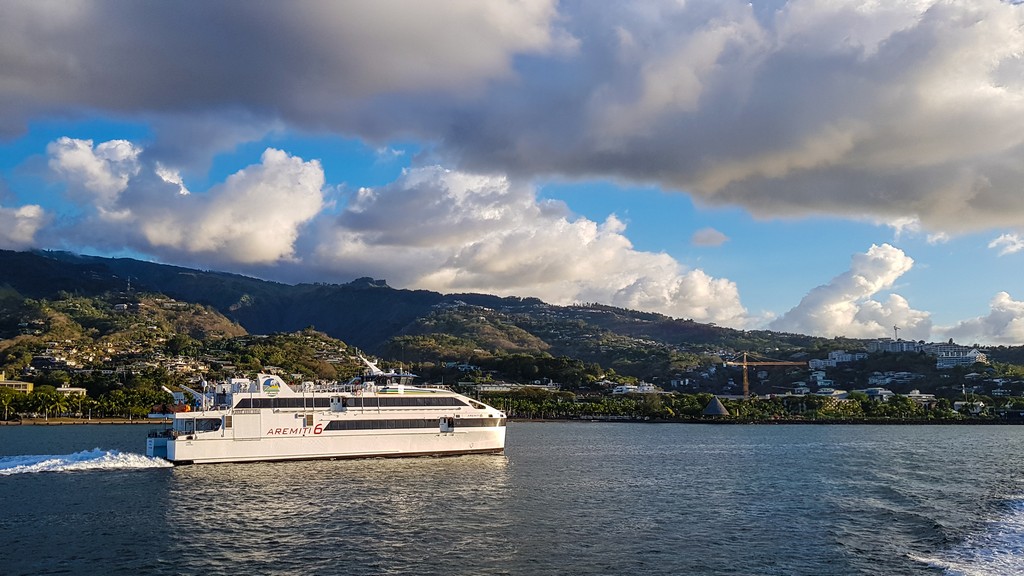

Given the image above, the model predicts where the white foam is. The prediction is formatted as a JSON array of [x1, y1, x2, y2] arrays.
[[911, 500, 1024, 576], [0, 448, 173, 475]]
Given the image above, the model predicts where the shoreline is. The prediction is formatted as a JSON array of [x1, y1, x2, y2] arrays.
[[0, 417, 169, 426], [511, 417, 1022, 425], [4, 417, 1019, 426]]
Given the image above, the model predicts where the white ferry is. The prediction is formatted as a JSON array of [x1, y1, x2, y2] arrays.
[[146, 361, 506, 465]]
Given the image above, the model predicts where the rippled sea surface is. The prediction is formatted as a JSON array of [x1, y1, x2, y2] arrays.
[[3, 422, 1024, 575]]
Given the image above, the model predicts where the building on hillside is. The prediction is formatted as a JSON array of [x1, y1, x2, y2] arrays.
[[926, 342, 971, 356], [466, 381, 561, 393], [611, 382, 659, 395], [867, 339, 990, 370], [867, 371, 924, 386], [809, 371, 834, 388], [813, 388, 847, 398], [867, 373, 889, 386], [669, 378, 694, 389], [809, 350, 868, 370], [934, 348, 987, 369], [868, 339, 924, 353]]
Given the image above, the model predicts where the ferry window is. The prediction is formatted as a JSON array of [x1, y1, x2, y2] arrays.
[[195, 418, 222, 432], [324, 418, 445, 431], [174, 419, 195, 434]]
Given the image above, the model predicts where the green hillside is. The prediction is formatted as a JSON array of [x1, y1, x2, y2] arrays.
[[2, 249, 1024, 399]]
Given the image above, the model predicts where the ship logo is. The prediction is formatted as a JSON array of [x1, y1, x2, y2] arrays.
[[262, 377, 280, 397]]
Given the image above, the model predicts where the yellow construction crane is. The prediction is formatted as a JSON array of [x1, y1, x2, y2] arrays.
[[723, 352, 807, 398]]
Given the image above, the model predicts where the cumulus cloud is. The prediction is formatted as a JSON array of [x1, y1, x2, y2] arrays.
[[0, 204, 47, 248], [309, 166, 750, 326], [154, 164, 191, 196], [47, 137, 141, 213], [939, 292, 1024, 345], [132, 149, 325, 264], [41, 140, 750, 326], [47, 139, 325, 266], [989, 233, 1024, 256], [769, 244, 932, 339], [691, 227, 729, 247]]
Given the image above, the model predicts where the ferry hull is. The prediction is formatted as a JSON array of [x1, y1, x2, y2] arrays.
[[159, 427, 506, 465]]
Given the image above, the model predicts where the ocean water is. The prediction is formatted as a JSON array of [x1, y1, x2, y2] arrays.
[[1, 422, 1023, 575]]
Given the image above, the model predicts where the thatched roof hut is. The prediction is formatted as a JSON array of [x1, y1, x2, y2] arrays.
[[702, 396, 730, 417]]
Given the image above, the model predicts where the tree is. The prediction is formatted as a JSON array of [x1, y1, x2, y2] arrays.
[[166, 333, 199, 357], [932, 398, 959, 420], [52, 393, 69, 418], [35, 370, 71, 388], [0, 387, 22, 420], [640, 394, 666, 419], [30, 389, 60, 420]]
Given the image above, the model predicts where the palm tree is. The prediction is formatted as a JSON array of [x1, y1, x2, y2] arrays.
[[79, 396, 98, 420], [52, 393, 70, 418], [0, 388, 17, 420], [107, 389, 128, 418], [31, 390, 57, 420]]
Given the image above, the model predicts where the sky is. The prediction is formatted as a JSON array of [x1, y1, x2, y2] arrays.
[[1, 0, 1024, 346]]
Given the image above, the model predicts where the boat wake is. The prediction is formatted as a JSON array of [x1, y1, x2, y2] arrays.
[[0, 448, 173, 476], [910, 499, 1024, 576]]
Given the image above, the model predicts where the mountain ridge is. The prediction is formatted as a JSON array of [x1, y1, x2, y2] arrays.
[[0, 249, 879, 360]]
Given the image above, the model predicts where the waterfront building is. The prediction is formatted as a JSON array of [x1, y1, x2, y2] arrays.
[[859, 387, 895, 401], [904, 389, 938, 408], [0, 373, 33, 393]]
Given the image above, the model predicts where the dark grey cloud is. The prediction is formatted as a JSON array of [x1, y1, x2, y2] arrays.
[[5, 0, 1024, 243], [0, 0, 568, 134]]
